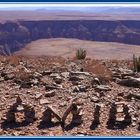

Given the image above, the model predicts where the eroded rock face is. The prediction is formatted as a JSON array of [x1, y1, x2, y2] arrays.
[[1, 20, 140, 55]]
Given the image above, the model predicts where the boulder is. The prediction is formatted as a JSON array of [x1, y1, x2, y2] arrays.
[[118, 77, 140, 88]]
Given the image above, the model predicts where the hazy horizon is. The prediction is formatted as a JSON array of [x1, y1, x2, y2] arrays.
[[0, 4, 140, 12]]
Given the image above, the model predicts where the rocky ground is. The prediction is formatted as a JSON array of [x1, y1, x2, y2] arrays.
[[0, 56, 140, 136]]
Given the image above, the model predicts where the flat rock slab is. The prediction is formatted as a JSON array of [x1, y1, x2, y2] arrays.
[[35, 93, 43, 99], [40, 99, 50, 105], [118, 77, 140, 88], [45, 90, 56, 97], [95, 85, 111, 91], [17, 105, 24, 111]]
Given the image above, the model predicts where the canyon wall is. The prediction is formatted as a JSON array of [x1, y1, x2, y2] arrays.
[[0, 20, 140, 55]]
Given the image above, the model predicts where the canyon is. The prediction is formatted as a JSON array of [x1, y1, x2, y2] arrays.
[[0, 19, 140, 56]]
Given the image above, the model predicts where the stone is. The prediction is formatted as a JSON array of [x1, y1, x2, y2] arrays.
[[127, 92, 140, 100], [73, 86, 80, 93], [50, 73, 60, 78], [41, 106, 61, 122], [61, 72, 70, 78], [116, 106, 124, 113], [17, 105, 24, 111], [31, 79, 39, 85], [78, 85, 88, 92], [118, 68, 134, 77], [116, 117, 125, 122], [41, 70, 52, 76], [45, 90, 56, 97], [6, 96, 35, 123], [33, 72, 42, 78], [118, 77, 140, 88], [73, 85, 88, 93], [35, 93, 42, 99], [92, 77, 101, 85], [45, 85, 63, 90], [40, 99, 50, 105], [53, 76, 62, 84], [4, 73, 15, 80], [95, 85, 111, 91], [93, 104, 101, 124], [59, 102, 67, 107], [132, 122, 137, 127], [90, 96, 99, 103], [69, 76, 82, 81], [70, 71, 91, 76], [62, 102, 83, 125]]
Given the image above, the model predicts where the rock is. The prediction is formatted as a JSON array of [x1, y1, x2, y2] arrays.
[[4, 73, 15, 80], [41, 106, 61, 122], [73, 86, 79, 93], [59, 102, 67, 107], [95, 85, 111, 91], [127, 92, 140, 100], [45, 90, 56, 97], [53, 76, 62, 84], [62, 102, 83, 124], [50, 73, 60, 78], [41, 70, 52, 76], [61, 72, 69, 78], [119, 68, 134, 77], [35, 93, 42, 99], [112, 71, 122, 79], [40, 99, 50, 105], [33, 72, 42, 78], [90, 96, 99, 103], [70, 71, 91, 76], [12, 132, 20, 136], [17, 105, 24, 111], [132, 117, 137, 121], [30, 79, 39, 85], [69, 76, 83, 81], [92, 77, 101, 85], [118, 77, 140, 88], [78, 85, 88, 92], [20, 81, 32, 88], [116, 117, 125, 122], [132, 122, 137, 127], [73, 85, 87, 93], [45, 85, 62, 90], [116, 106, 124, 113], [0, 77, 4, 82]]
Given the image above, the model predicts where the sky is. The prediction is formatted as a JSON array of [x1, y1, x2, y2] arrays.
[[0, 3, 139, 11], [0, 3, 140, 9]]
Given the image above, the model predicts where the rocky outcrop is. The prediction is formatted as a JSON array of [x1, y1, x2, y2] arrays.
[[0, 20, 140, 55]]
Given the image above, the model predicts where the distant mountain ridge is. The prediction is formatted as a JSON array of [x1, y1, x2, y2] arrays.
[[1, 6, 140, 14]]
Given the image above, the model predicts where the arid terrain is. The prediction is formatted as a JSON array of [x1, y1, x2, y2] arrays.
[[16, 38, 140, 60], [0, 10, 140, 21], [0, 6, 140, 136], [0, 56, 140, 136]]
